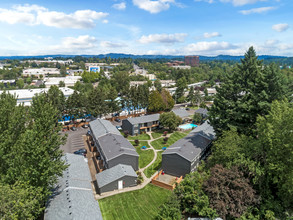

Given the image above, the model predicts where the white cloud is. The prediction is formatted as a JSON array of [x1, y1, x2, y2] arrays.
[[203, 32, 221, 38], [194, 0, 214, 3], [183, 41, 236, 53], [138, 33, 187, 44], [272, 23, 289, 32], [239, 6, 276, 15], [112, 2, 126, 10], [100, 41, 127, 48], [102, 19, 109, 24], [220, 0, 266, 6], [132, 0, 175, 13], [0, 4, 108, 29]]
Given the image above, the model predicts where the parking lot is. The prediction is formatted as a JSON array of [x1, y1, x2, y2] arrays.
[[60, 127, 88, 153]]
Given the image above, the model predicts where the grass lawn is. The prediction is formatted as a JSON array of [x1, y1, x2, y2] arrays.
[[150, 131, 189, 150], [99, 184, 172, 220], [189, 106, 199, 110], [130, 141, 154, 169], [127, 133, 151, 140], [151, 131, 163, 139], [144, 151, 162, 178]]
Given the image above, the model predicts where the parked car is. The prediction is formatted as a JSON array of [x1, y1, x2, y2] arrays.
[[116, 126, 122, 131], [74, 148, 87, 155], [82, 124, 89, 128], [115, 118, 121, 122], [186, 107, 190, 110], [71, 127, 77, 131]]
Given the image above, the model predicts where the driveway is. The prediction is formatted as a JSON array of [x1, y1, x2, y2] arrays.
[[60, 127, 88, 153]]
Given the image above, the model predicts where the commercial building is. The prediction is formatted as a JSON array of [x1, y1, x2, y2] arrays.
[[162, 121, 215, 177], [89, 119, 139, 171], [0, 87, 75, 106], [89, 66, 101, 73], [22, 68, 60, 78], [122, 114, 160, 136], [43, 76, 82, 88], [184, 55, 199, 67], [44, 153, 102, 220], [94, 164, 137, 194], [171, 65, 191, 70]]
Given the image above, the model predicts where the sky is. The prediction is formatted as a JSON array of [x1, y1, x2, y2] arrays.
[[0, 0, 292, 56]]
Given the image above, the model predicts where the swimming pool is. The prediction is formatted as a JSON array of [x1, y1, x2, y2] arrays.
[[179, 123, 197, 130]]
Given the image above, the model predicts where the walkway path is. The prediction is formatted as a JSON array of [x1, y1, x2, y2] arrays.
[[94, 132, 168, 200]]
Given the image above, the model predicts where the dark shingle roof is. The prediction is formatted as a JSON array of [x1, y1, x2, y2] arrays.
[[126, 114, 160, 125], [44, 153, 102, 220], [195, 108, 208, 115], [89, 119, 139, 161], [172, 108, 190, 118], [89, 118, 120, 138], [163, 121, 215, 162], [96, 164, 137, 188], [97, 133, 139, 160]]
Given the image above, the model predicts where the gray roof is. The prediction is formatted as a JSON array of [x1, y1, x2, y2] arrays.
[[163, 121, 215, 162], [126, 113, 160, 125], [97, 133, 139, 160], [96, 164, 137, 188], [45, 153, 102, 220], [172, 108, 190, 118], [89, 118, 120, 138], [195, 108, 208, 115], [90, 119, 138, 161]]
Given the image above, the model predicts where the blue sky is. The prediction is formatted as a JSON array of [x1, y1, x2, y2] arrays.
[[0, 0, 292, 56]]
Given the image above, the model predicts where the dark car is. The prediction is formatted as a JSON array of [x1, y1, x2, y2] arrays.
[[186, 107, 190, 110], [71, 126, 77, 131], [74, 149, 87, 155], [115, 118, 121, 122], [82, 124, 89, 128]]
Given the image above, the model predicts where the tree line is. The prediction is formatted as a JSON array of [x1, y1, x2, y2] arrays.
[[157, 47, 293, 220]]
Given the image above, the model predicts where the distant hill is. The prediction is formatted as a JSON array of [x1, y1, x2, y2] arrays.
[[0, 53, 291, 64]]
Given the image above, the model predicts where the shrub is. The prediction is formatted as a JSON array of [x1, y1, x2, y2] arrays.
[[124, 130, 129, 138], [163, 137, 169, 144], [134, 139, 139, 146]]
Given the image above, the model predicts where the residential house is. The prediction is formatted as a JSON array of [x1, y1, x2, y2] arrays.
[[162, 121, 215, 177], [172, 108, 190, 121], [89, 119, 139, 171], [121, 114, 160, 135], [44, 153, 102, 220], [195, 108, 208, 118], [94, 164, 137, 194]]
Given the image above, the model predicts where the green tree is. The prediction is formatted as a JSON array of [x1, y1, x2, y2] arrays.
[[47, 85, 66, 117], [154, 79, 162, 92], [157, 194, 182, 220], [159, 112, 182, 132], [16, 78, 24, 89], [193, 112, 203, 124], [148, 90, 165, 112], [161, 89, 175, 111], [0, 182, 45, 219], [175, 77, 187, 103], [58, 80, 65, 87], [209, 47, 286, 135], [187, 87, 195, 105]]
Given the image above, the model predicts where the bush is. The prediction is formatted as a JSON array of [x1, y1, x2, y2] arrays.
[[134, 139, 140, 146], [124, 130, 129, 138], [163, 137, 169, 144], [163, 131, 168, 136]]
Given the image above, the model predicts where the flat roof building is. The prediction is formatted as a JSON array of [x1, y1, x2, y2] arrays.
[[0, 87, 74, 106]]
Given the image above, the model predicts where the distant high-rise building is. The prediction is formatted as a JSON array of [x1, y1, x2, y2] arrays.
[[184, 55, 199, 67]]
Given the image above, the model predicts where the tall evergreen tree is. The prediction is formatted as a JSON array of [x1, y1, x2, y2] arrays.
[[209, 47, 286, 135]]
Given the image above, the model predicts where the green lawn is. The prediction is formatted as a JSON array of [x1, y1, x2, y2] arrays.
[[130, 141, 154, 169], [99, 184, 172, 220], [151, 131, 163, 139], [150, 131, 189, 150], [144, 151, 163, 178], [127, 133, 151, 140]]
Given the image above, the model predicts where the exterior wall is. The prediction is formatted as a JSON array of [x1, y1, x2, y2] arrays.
[[108, 154, 139, 171], [121, 120, 134, 135], [97, 176, 137, 194], [162, 154, 191, 177]]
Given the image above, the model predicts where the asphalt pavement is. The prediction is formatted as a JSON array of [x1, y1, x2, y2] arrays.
[[60, 127, 88, 153]]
